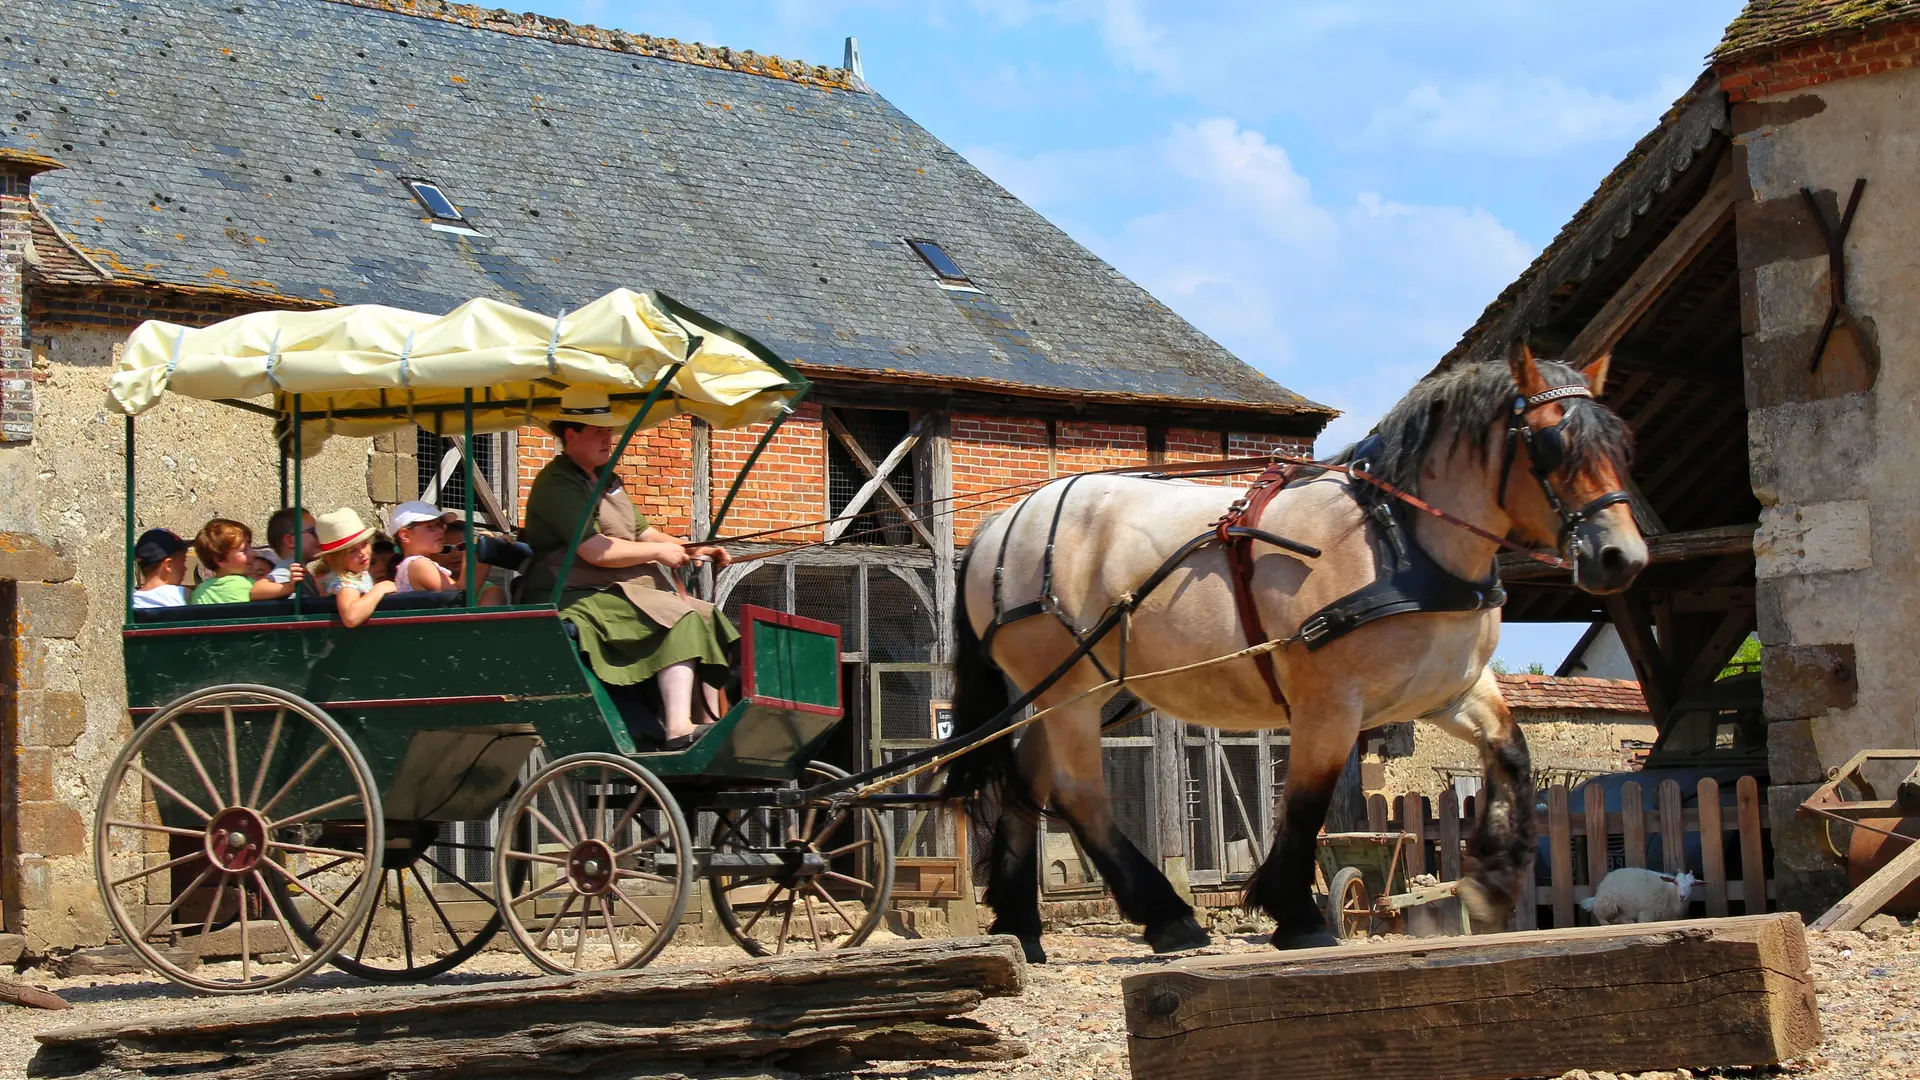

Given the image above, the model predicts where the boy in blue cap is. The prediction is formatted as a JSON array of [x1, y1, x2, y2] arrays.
[[131, 528, 190, 609]]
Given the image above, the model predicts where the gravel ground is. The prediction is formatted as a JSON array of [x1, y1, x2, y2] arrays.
[[3, 921, 1916, 1079]]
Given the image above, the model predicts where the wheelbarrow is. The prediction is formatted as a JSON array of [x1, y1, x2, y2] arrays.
[[1315, 831, 1471, 941]]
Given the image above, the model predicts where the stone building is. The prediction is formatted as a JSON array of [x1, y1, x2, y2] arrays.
[[1440, 0, 1920, 913], [0, 0, 1329, 953]]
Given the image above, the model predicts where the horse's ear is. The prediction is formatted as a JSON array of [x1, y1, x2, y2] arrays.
[[1578, 349, 1612, 396], [1506, 339, 1550, 398]]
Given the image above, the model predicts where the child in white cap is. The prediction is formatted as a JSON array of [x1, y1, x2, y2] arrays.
[[388, 500, 504, 604], [312, 508, 395, 627]]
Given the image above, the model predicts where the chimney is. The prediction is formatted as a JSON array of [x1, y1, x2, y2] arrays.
[[843, 36, 866, 86]]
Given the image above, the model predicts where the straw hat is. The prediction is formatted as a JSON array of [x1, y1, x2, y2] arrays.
[[314, 508, 375, 554], [556, 387, 624, 427]]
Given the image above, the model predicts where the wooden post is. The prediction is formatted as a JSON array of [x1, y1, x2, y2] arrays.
[[1658, 780, 1686, 876], [1738, 776, 1767, 915], [1366, 793, 1389, 833], [1699, 778, 1729, 918], [1548, 785, 1574, 928], [1400, 794, 1426, 879], [948, 802, 980, 936], [1124, 914, 1820, 1080], [1154, 713, 1191, 900], [1437, 792, 1462, 882], [1622, 781, 1647, 869], [1582, 783, 1608, 897]]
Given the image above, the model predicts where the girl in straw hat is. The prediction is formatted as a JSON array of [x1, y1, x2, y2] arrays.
[[312, 508, 397, 628], [521, 389, 735, 751]]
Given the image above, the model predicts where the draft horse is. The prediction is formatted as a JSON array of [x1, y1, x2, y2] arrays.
[[942, 344, 1647, 961]]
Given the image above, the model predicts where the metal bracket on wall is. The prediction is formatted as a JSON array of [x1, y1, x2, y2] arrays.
[[1802, 178, 1875, 373]]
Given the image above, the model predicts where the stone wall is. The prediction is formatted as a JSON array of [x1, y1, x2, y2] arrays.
[[1730, 60, 1920, 913], [1367, 709, 1656, 803], [0, 324, 373, 952]]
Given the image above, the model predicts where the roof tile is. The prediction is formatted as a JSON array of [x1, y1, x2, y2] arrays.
[[1715, 1, 1920, 63], [1496, 674, 1650, 715]]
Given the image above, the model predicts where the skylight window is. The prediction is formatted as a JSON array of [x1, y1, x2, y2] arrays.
[[908, 239, 969, 283], [402, 178, 483, 236]]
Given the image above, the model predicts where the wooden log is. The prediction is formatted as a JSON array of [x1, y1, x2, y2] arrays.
[[1499, 523, 1757, 581], [0, 979, 69, 1011], [30, 937, 1027, 1080], [1699, 778, 1729, 918], [1123, 914, 1819, 1080]]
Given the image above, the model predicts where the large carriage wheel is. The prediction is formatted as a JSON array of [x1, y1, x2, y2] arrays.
[[274, 816, 523, 983], [94, 685, 384, 993], [493, 753, 691, 975], [708, 762, 895, 957]]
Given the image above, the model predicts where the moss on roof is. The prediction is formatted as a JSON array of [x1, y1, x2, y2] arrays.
[[1715, 0, 1920, 62]]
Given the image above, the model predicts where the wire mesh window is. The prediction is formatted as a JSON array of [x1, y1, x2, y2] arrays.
[[868, 569, 934, 664], [416, 429, 502, 512], [827, 408, 919, 545], [722, 564, 789, 623], [793, 566, 857, 641]]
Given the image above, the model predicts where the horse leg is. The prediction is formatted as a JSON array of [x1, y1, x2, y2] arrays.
[[1044, 708, 1207, 955], [979, 722, 1055, 964], [1426, 668, 1536, 932], [1247, 704, 1357, 950]]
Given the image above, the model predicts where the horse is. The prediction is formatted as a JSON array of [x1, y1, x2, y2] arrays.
[[941, 343, 1646, 962]]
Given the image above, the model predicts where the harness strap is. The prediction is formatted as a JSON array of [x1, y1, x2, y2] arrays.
[[1210, 460, 1302, 709]]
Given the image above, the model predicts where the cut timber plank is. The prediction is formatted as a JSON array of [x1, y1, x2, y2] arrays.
[[1124, 914, 1818, 1080], [0, 979, 69, 1011], [31, 936, 1026, 1080], [1810, 831, 1920, 931]]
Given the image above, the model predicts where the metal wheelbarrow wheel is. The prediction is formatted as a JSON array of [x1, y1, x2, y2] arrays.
[[1327, 866, 1372, 942]]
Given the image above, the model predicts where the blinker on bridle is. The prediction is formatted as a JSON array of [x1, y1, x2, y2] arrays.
[[1497, 384, 1632, 553]]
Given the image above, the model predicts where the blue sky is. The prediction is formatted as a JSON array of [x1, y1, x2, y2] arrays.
[[536, 0, 1747, 671]]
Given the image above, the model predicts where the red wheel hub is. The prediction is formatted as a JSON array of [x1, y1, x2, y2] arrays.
[[206, 807, 268, 873], [568, 839, 616, 895]]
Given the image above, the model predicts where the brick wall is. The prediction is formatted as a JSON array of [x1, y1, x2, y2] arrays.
[[1717, 20, 1920, 102], [1230, 431, 1314, 460], [1, 171, 34, 443], [710, 402, 825, 540], [1054, 420, 1148, 474], [515, 417, 696, 536], [951, 414, 1050, 545]]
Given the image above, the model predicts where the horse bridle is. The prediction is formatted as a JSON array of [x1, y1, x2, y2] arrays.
[[1496, 384, 1633, 555]]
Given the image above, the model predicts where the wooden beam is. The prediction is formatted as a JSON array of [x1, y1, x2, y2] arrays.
[[1810, 838, 1920, 932], [1604, 592, 1672, 724], [1670, 585, 1756, 613], [1498, 523, 1756, 582], [31, 938, 1028, 1080], [1681, 606, 1757, 692], [824, 410, 936, 547], [1124, 914, 1818, 1080], [1561, 171, 1737, 372]]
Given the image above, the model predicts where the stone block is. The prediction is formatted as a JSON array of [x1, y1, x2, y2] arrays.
[[368, 449, 418, 503], [884, 905, 951, 940], [16, 580, 87, 638], [1766, 781, 1835, 876], [0, 932, 24, 965], [53, 943, 199, 977], [1755, 500, 1871, 580], [1747, 397, 1872, 507], [0, 532, 73, 583], [1767, 719, 1824, 785], [14, 746, 53, 801], [1773, 864, 1849, 919], [1762, 643, 1856, 719], [17, 801, 85, 858], [19, 689, 86, 747]]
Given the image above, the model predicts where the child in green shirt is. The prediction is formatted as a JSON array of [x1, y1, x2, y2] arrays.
[[190, 519, 306, 604]]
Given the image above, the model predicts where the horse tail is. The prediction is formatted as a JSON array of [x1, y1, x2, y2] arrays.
[[939, 530, 1041, 820]]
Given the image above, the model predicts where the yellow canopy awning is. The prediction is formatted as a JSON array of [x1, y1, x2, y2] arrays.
[[108, 289, 801, 451]]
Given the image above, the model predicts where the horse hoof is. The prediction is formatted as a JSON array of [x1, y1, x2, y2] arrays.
[[1016, 936, 1048, 965], [1146, 917, 1211, 954], [1269, 929, 1337, 951]]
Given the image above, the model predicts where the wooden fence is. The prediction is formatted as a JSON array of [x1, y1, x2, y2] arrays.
[[1364, 775, 1772, 929]]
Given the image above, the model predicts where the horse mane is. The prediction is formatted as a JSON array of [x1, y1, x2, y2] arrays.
[[1327, 358, 1632, 494]]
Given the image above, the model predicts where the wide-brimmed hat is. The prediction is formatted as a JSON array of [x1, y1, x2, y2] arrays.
[[556, 387, 624, 427], [314, 508, 376, 554], [389, 500, 457, 533]]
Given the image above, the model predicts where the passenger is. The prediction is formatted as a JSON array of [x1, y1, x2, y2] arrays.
[[191, 519, 306, 604], [310, 508, 394, 627], [247, 547, 277, 581], [388, 501, 505, 604], [369, 533, 398, 584], [521, 389, 734, 749], [131, 528, 190, 609], [262, 507, 318, 586]]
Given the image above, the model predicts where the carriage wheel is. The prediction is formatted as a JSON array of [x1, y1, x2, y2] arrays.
[[493, 753, 691, 975], [1327, 866, 1371, 942], [94, 685, 383, 993], [707, 762, 895, 957], [274, 817, 523, 983]]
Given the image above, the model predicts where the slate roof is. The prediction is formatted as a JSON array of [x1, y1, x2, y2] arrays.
[[1496, 675, 1649, 716], [1715, 0, 1920, 62], [1434, 74, 1729, 372], [2, 0, 1329, 419]]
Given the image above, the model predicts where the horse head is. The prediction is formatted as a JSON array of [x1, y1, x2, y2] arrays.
[[1501, 341, 1647, 594]]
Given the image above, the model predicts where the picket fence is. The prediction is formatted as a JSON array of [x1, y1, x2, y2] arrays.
[[1365, 774, 1772, 929]]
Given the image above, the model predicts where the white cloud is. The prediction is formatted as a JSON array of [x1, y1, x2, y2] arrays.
[[1362, 73, 1690, 156]]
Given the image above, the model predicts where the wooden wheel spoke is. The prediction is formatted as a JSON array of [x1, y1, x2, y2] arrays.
[[354, 872, 389, 962], [126, 764, 213, 822], [270, 840, 366, 861], [106, 818, 205, 839], [251, 869, 308, 964], [534, 892, 579, 951], [608, 882, 661, 934], [247, 710, 285, 807], [775, 889, 797, 955], [614, 833, 667, 858], [170, 722, 228, 814], [806, 809, 849, 847], [607, 789, 650, 846], [807, 880, 861, 935], [738, 884, 786, 937], [571, 899, 590, 969], [259, 855, 352, 923], [297, 860, 365, 934], [823, 838, 874, 859], [260, 744, 334, 818], [273, 793, 362, 830], [803, 891, 822, 949], [595, 768, 609, 842], [108, 850, 206, 889], [397, 869, 415, 969], [141, 864, 217, 940], [559, 783, 591, 847], [507, 875, 570, 911], [199, 878, 228, 937], [528, 806, 576, 849], [419, 853, 497, 906], [505, 850, 567, 867], [611, 866, 672, 886], [823, 870, 873, 892], [289, 855, 356, 883], [601, 896, 622, 966], [412, 864, 467, 949], [238, 874, 252, 982]]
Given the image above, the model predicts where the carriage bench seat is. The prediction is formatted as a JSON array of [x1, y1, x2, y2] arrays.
[[128, 589, 468, 625]]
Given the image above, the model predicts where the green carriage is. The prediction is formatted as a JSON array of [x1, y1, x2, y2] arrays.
[[100, 291, 896, 993]]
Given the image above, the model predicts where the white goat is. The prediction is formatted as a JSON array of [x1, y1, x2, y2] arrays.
[[1579, 868, 1696, 924]]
